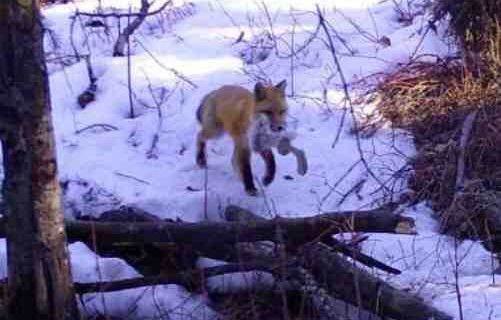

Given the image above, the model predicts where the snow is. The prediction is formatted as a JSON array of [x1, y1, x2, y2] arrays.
[[196, 257, 275, 294], [0, 0, 498, 318], [360, 204, 501, 319], [70, 242, 218, 320]]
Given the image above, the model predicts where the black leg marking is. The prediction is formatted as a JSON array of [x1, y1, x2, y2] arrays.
[[196, 139, 207, 168], [239, 148, 257, 196], [260, 149, 276, 186]]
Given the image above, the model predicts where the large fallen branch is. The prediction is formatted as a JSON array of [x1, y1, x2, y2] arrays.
[[302, 243, 452, 320], [224, 208, 347, 319], [72, 203, 414, 248], [0, 203, 413, 251], [226, 207, 452, 320], [0, 205, 433, 319], [225, 206, 403, 274]]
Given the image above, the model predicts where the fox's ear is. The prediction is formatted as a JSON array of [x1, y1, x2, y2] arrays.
[[254, 82, 266, 101], [275, 79, 287, 94]]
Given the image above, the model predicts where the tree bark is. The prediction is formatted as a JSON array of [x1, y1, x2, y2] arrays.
[[0, 203, 413, 251], [112, 0, 150, 57], [0, 203, 411, 250], [0, 1, 80, 319], [224, 209, 347, 320], [302, 244, 452, 320], [226, 206, 452, 320]]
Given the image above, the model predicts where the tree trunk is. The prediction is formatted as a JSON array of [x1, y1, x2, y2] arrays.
[[112, 0, 150, 57], [0, 1, 80, 319]]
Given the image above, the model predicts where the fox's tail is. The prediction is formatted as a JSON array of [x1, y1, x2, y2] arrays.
[[196, 103, 203, 123], [196, 95, 209, 123]]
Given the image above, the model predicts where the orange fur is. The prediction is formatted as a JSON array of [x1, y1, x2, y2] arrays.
[[196, 81, 288, 196]]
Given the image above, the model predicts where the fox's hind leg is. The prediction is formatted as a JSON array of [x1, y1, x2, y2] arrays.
[[197, 130, 221, 167], [196, 98, 223, 168], [196, 130, 209, 168], [196, 127, 221, 168]]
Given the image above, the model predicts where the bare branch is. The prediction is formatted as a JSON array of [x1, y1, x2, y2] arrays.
[[455, 110, 478, 191], [74, 0, 173, 19], [75, 123, 118, 134], [316, 5, 390, 194], [135, 39, 198, 88], [74, 263, 273, 294]]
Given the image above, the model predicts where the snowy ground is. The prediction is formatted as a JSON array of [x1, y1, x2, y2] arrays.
[[2, 0, 500, 319]]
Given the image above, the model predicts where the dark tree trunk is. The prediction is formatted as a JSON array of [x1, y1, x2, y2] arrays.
[[112, 0, 150, 57], [0, 1, 80, 319]]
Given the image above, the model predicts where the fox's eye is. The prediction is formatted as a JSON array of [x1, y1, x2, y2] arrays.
[[262, 110, 272, 116], [279, 109, 287, 115]]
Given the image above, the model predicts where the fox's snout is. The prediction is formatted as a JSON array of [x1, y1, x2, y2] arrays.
[[270, 123, 285, 132]]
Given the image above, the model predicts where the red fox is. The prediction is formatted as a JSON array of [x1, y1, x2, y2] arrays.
[[196, 80, 288, 196]]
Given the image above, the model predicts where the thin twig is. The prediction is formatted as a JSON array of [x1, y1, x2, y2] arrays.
[[320, 159, 362, 205], [74, 262, 274, 294], [74, 0, 172, 19], [75, 123, 118, 135], [114, 171, 150, 185], [453, 236, 465, 320], [126, 6, 135, 118], [135, 39, 198, 89], [316, 4, 389, 193]]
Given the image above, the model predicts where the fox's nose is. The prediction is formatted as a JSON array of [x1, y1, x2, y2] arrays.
[[271, 125, 285, 132]]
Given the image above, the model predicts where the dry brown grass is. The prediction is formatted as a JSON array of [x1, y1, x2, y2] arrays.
[[360, 16, 501, 245]]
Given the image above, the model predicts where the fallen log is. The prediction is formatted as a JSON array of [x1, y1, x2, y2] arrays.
[[224, 209, 347, 319], [0, 204, 419, 319], [74, 207, 349, 319], [226, 206, 452, 320], [225, 206, 403, 274], [0, 204, 424, 316], [0, 203, 414, 252], [302, 243, 452, 320]]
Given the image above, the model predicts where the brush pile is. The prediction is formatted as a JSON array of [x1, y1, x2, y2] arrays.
[[361, 0, 501, 253]]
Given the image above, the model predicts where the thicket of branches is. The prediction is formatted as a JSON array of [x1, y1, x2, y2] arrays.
[[362, 0, 501, 256]]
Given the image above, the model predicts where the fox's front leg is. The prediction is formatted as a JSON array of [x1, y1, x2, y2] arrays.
[[232, 135, 258, 196], [260, 149, 276, 186]]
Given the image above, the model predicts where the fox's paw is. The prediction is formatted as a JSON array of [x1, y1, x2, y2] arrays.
[[246, 187, 259, 197], [196, 154, 207, 168], [262, 175, 274, 186]]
